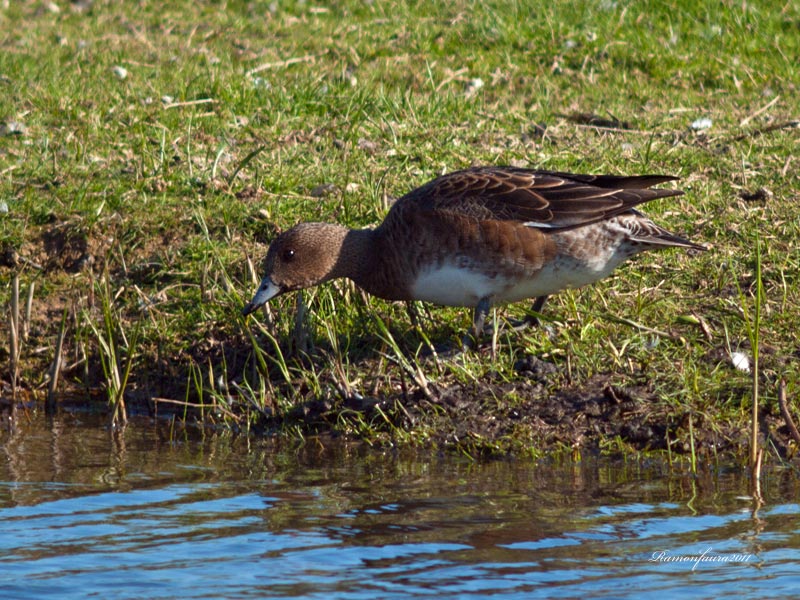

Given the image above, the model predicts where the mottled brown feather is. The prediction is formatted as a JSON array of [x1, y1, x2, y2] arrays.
[[397, 166, 684, 230]]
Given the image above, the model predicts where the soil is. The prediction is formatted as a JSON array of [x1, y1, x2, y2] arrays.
[[3, 320, 797, 461], [2, 217, 798, 462], [259, 355, 795, 460]]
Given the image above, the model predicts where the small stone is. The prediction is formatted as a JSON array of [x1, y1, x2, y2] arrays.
[[71, 0, 94, 12], [357, 138, 378, 153], [310, 183, 336, 197], [112, 65, 128, 80], [465, 77, 484, 98], [0, 121, 26, 136], [730, 351, 750, 373]]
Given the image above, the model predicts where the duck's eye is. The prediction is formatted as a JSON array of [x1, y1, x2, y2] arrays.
[[282, 248, 295, 262]]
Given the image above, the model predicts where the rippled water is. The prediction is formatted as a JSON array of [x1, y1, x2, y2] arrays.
[[1, 410, 799, 599]]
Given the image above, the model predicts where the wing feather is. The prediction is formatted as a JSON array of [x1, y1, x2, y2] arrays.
[[394, 166, 683, 231]]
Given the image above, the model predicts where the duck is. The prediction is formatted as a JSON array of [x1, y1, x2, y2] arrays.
[[242, 166, 705, 341]]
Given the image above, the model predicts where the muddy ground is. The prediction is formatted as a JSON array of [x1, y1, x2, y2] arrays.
[[246, 356, 795, 460], [2, 217, 798, 462], [6, 338, 794, 463]]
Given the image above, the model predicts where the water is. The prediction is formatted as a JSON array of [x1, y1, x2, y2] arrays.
[[1, 411, 799, 599]]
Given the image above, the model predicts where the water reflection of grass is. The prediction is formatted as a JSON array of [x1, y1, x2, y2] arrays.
[[1, 0, 798, 461]]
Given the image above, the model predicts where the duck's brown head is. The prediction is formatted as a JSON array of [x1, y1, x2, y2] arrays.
[[242, 222, 349, 316]]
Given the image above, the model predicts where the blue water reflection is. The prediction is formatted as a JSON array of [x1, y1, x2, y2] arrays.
[[0, 413, 798, 599]]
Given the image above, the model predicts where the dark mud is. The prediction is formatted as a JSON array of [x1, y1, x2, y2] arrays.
[[3, 320, 797, 461], [266, 364, 786, 459], [144, 336, 796, 461], [2, 218, 798, 461]]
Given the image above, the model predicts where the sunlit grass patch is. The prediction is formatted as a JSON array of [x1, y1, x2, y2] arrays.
[[1, 0, 798, 460]]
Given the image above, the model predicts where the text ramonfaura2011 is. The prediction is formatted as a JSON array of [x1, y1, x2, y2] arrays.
[[649, 548, 754, 571]]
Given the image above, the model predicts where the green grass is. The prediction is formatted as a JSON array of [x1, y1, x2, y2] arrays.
[[1, 0, 799, 459]]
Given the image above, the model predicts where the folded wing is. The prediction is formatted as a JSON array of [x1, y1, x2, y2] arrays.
[[398, 166, 683, 230]]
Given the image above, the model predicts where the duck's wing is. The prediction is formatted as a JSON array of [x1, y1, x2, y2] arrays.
[[398, 166, 684, 230]]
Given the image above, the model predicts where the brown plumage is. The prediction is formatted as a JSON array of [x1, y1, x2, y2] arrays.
[[243, 166, 705, 338]]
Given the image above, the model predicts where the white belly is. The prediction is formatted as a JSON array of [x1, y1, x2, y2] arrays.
[[410, 256, 622, 308]]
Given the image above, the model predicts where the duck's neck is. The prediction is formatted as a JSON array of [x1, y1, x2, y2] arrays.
[[331, 227, 378, 287]]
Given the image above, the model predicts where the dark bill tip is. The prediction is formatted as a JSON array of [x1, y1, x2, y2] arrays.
[[241, 302, 258, 317], [241, 276, 281, 317]]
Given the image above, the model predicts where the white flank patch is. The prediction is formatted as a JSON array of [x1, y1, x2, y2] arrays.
[[411, 257, 617, 307], [411, 264, 497, 306]]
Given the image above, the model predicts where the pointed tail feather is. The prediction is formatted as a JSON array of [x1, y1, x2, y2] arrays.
[[547, 172, 681, 190], [631, 226, 707, 251]]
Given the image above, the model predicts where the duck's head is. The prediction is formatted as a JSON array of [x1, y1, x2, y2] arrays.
[[242, 222, 348, 316]]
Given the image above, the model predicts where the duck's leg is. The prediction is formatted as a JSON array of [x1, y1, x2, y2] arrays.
[[523, 295, 549, 328], [405, 301, 421, 328], [462, 296, 491, 350], [504, 295, 549, 332], [473, 296, 491, 337]]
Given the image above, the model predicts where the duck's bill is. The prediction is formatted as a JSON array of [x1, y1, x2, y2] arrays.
[[242, 276, 281, 316]]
